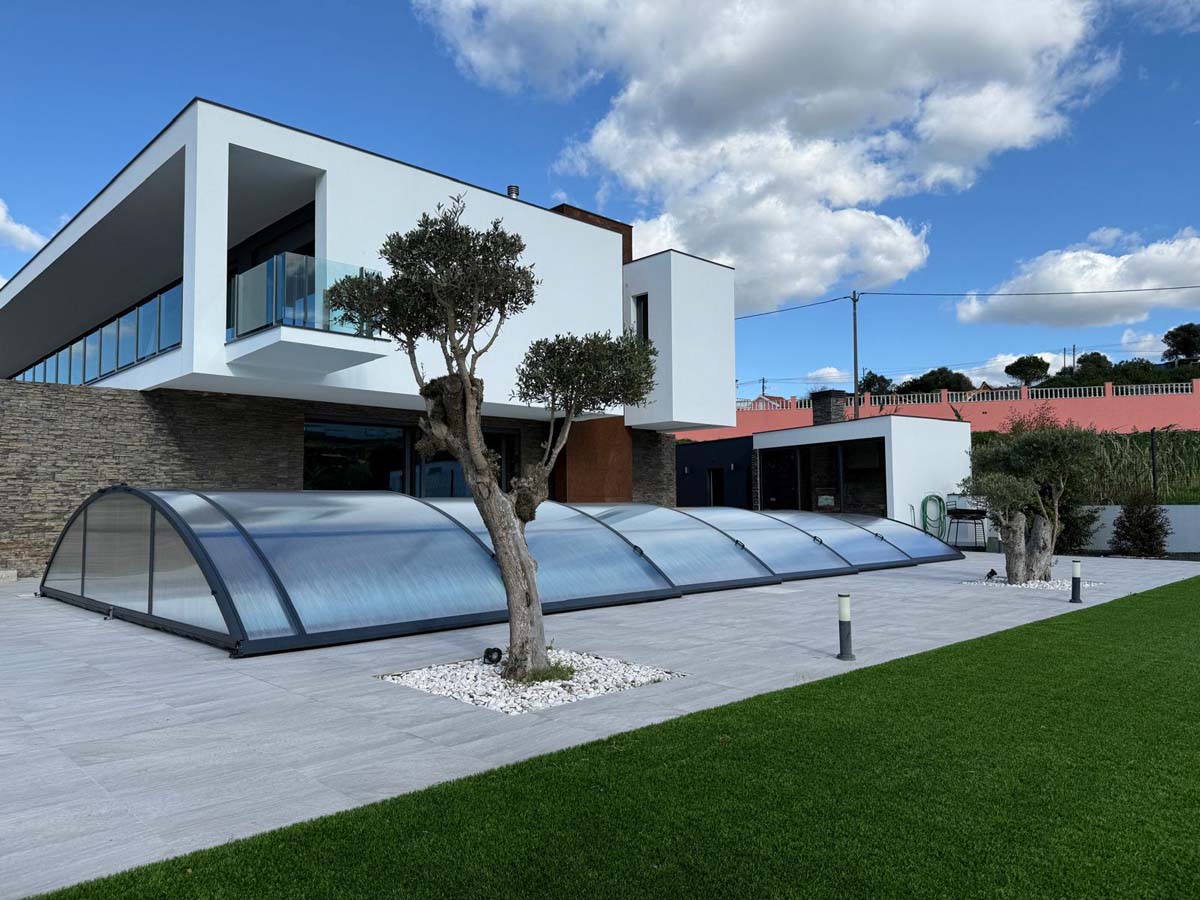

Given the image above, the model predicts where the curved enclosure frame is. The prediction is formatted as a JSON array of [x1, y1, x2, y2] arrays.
[[41, 488, 962, 656]]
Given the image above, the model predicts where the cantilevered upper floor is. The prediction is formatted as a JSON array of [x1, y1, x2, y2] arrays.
[[0, 99, 735, 430]]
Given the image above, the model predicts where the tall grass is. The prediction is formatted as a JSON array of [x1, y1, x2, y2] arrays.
[[1080, 429, 1200, 505]]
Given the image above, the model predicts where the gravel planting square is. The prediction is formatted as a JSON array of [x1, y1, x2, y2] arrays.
[[961, 577, 1104, 591], [380, 649, 684, 715]]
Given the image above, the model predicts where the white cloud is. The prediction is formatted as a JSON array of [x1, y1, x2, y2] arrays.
[[957, 228, 1200, 326], [956, 351, 1065, 386], [1120, 327, 1166, 357], [0, 199, 46, 253], [0, 274, 7, 289], [806, 365, 851, 383], [414, 0, 1125, 312]]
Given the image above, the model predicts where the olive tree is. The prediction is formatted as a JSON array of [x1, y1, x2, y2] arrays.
[[961, 411, 1099, 582], [326, 196, 656, 679]]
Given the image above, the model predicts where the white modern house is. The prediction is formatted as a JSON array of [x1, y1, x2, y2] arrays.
[[0, 99, 734, 515]]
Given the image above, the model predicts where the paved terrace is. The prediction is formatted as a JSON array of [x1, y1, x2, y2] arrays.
[[2, 552, 1197, 898]]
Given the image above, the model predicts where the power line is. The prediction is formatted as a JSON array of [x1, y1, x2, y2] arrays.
[[860, 285, 1200, 298], [735, 294, 850, 320]]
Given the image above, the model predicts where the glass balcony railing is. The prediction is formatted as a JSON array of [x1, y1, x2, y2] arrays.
[[226, 252, 376, 342]]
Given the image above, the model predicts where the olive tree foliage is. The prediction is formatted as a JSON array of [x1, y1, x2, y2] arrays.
[[961, 408, 1100, 583], [326, 196, 656, 678]]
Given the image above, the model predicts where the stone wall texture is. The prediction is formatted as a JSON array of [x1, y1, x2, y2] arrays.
[[631, 430, 677, 506], [0, 381, 305, 577]]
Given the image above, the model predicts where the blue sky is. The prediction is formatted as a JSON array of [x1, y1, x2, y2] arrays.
[[2, 1, 1198, 395]]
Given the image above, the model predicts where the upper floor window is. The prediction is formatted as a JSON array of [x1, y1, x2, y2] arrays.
[[633, 293, 649, 344]]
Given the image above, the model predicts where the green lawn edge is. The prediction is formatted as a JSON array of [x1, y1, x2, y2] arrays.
[[41, 576, 1200, 900]]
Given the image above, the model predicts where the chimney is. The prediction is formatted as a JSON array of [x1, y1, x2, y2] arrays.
[[810, 389, 847, 426], [506, 184, 520, 199]]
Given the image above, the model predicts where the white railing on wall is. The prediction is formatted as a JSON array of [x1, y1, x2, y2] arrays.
[[736, 397, 813, 410], [1029, 385, 1105, 399], [947, 389, 1022, 402], [1113, 382, 1194, 396], [737, 380, 1195, 414]]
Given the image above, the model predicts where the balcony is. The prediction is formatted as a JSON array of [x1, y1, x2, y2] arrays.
[[225, 253, 387, 374]]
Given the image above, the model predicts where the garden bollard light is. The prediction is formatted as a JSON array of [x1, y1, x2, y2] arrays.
[[1070, 560, 1082, 604], [837, 593, 856, 661]]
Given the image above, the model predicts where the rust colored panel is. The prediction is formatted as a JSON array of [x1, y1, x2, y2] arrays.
[[556, 417, 633, 502]]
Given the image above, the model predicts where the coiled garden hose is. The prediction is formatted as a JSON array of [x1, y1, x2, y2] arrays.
[[921, 494, 950, 540]]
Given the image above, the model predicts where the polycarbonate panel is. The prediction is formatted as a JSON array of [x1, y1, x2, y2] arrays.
[[837, 514, 959, 562], [574, 503, 772, 588], [760, 510, 911, 567], [681, 507, 856, 578], [45, 513, 84, 595], [427, 499, 673, 604], [206, 492, 508, 634], [84, 493, 151, 612], [151, 491, 294, 639], [152, 513, 228, 634]]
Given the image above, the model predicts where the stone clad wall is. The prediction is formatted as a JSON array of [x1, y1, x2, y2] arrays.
[[631, 430, 677, 506], [0, 381, 306, 577]]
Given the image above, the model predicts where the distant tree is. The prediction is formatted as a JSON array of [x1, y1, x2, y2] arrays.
[[1004, 354, 1050, 386], [1109, 493, 1173, 557], [1111, 358, 1165, 384], [896, 367, 974, 394], [1075, 351, 1112, 376], [859, 370, 894, 395], [1162, 323, 1200, 363], [327, 196, 656, 679]]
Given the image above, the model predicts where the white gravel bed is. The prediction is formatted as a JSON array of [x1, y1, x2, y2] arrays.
[[961, 577, 1104, 591], [380, 648, 683, 715]]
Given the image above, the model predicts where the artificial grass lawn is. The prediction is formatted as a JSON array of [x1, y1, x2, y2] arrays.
[[47, 578, 1200, 899]]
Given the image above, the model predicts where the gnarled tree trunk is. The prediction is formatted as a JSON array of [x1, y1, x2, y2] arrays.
[[418, 374, 551, 679], [1024, 513, 1054, 582], [473, 483, 549, 679], [998, 511, 1027, 585]]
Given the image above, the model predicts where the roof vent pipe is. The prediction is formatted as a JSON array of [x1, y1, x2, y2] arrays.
[[506, 184, 520, 199]]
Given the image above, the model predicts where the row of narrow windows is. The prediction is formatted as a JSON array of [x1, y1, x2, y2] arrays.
[[11, 283, 182, 384]]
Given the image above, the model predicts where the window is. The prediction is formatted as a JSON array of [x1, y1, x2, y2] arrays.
[[137, 296, 159, 361], [56, 349, 70, 384], [303, 423, 407, 492], [69, 340, 84, 384], [633, 293, 649, 343], [32, 361, 45, 383], [100, 321, 118, 376], [84, 332, 100, 382], [159, 284, 182, 349], [44, 355, 56, 384], [118, 310, 137, 368]]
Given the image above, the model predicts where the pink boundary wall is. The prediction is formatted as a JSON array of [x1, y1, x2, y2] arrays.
[[679, 379, 1200, 441]]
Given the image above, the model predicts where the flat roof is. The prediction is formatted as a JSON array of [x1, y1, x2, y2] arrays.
[[1, 97, 631, 299]]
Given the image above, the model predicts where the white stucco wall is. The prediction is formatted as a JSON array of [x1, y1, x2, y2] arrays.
[[3, 100, 737, 429], [622, 251, 735, 430], [185, 102, 624, 420]]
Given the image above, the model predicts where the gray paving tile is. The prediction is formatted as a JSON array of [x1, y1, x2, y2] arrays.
[[0, 552, 1196, 898]]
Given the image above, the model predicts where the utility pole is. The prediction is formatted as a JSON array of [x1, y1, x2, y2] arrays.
[[1072, 344, 1076, 368], [851, 290, 860, 419]]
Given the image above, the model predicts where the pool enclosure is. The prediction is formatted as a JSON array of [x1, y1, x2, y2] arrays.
[[40, 487, 962, 656]]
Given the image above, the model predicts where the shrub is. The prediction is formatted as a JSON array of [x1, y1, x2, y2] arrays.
[[1108, 494, 1173, 558]]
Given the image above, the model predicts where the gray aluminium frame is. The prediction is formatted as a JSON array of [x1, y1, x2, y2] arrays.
[[38, 486, 246, 651], [832, 514, 965, 564], [756, 509, 919, 571], [565, 503, 781, 594], [181, 490, 307, 637]]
